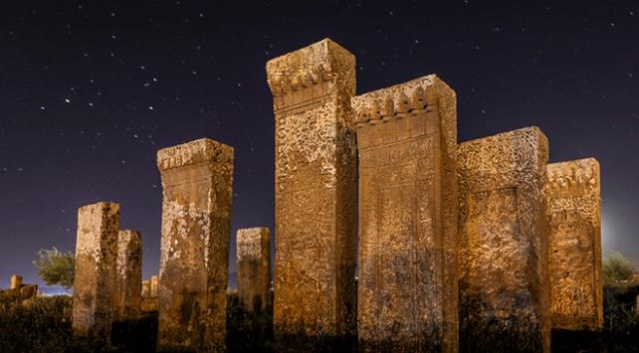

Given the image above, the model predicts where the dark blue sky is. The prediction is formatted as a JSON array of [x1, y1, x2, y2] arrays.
[[1, 0, 637, 289]]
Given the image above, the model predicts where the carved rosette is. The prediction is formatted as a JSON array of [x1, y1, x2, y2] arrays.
[[546, 158, 602, 330]]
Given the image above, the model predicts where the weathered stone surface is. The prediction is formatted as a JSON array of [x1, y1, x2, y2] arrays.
[[266, 38, 357, 339], [10, 274, 23, 290], [156, 138, 234, 352], [72, 202, 120, 346], [150, 275, 159, 297], [236, 227, 271, 313], [546, 158, 602, 330], [353, 75, 458, 353], [114, 229, 142, 321], [458, 127, 550, 353]]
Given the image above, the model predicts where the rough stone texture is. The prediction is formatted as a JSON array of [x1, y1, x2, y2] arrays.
[[236, 227, 271, 313], [156, 138, 234, 352], [114, 229, 143, 322], [458, 127, 550, 353], [352, 75, 458, 353], [10, 274, 23, 290], [266, 38, 357, 339], [72, 202, 120, 346], [546, 158, 602, 330], [150, 275, 159, 297]]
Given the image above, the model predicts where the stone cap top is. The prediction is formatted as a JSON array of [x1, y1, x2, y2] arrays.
[[266, 38, 355, 97], [78, 201, 121, 215], [157, 138, 234, 171], [118, 229, 142, 244], [351, 75, 452, 126], [458, 126, 549, 174], [547, 158, 599, 191]]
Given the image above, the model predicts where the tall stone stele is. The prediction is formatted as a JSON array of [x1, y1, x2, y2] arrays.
[[352, 75, 458, 352], [236, 227, 271, 313], [458, 127, 550, 353], [114, 229, 143, 322], [546, 158, 602, 330], [156, 138, 234, 352], [72, 202, 120, 347], [266, 38, 357, 339]]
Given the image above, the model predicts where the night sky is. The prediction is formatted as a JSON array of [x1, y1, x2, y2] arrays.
[[1, 0, 638, 290]]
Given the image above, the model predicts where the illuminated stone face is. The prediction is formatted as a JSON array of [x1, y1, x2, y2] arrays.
[[546, 158, 602, 330], [156, 138, 234, 352], [72, 201, 120, 347], [353, 75, 458, 353], [114, 229, 142, 322], [458, 127, 550, 353], [266, 38, 357, 339], [236, 227, 271, 313]]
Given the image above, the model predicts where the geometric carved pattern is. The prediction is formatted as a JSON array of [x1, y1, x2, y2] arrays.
[[458, 127, 550, 353], [353, 75, 458, 353], [546, 158, 602, 330]]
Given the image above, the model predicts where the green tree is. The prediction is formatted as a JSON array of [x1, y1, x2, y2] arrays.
[[603, 251, 636, 287], [33, 247, 75, 288]]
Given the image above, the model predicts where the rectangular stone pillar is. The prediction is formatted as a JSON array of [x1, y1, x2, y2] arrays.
[[150, 275, 159, 297], [352, 75, 458, 352], [546, 158, 602, 330], [458, 127, 550, 353], [156, 138, 234, 352], [236, 227, 271, 313], [114, 229, 143, 321], [266, 38, 357, 340], [72, 202, 120, 346], [10, 274, 22, 290]]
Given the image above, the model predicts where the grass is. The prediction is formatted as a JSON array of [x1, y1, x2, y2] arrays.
[[1, 290, 638, 352]]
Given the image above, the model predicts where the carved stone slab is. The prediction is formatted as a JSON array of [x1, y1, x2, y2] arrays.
[[72, 201, 120, 347], [353, 75, 458, 353], [458, 127, 550, 353], [546, 158, 602, 330], [266, 38, 357, 339], [236, 227, 271, 313], [114, 229, 142, 321], [156, 138, 234, 352]]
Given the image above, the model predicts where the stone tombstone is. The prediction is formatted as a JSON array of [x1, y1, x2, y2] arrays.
[[72, 202, 120, 346], [141, 279, 151, 298], [236, 227, 271, 313], [10, 274, 23, 290], [546, 158, 602, 330], [352, 75, 458, 352], [266, 38, 357, 339], [458, 127, 550, 353], [114, 229, 143, 321], [156, 138, 234, 352], [150, 275, 159, 297]]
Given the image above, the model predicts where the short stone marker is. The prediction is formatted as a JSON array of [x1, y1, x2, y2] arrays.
[[114, 229, 142, 321], [236, 227, 271, 313], [72, 201, 120, 347]]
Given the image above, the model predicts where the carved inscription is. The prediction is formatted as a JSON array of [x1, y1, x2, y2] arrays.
[[458, 127, 550, 353], [354, 75, 458, 353], [546, 158, 602, 330]]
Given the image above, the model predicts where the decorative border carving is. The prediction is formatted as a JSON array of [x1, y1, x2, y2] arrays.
[[157, 138, 233, 172]]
